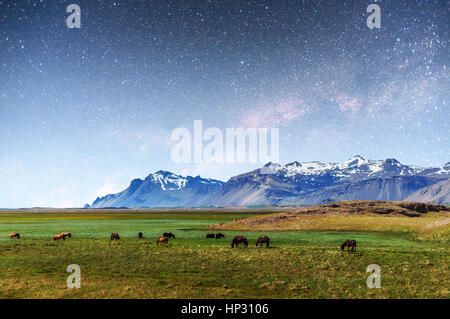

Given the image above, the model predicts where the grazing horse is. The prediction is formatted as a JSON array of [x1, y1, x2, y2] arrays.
[[138, 232, 144, 238], [255, 236, 270, 248], [53, 233, 65, 241], [231, 235, 248, 248], [163, 232, 175, 238], [110, 233, 120, 241], [61, 232, 71, 239], [206, 233, 215, 239], [215, 233, 225, 239], [9, 233, 20, 239], [156, 236, 169, 246], [341, 239, 356, 252]]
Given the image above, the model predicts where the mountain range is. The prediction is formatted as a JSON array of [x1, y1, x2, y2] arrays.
[[90, 156, 450, 208]]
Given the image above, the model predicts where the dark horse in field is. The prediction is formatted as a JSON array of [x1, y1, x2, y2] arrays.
[[206, 233, 215, 239], [255, 236, 270, 248], [341, 239, 356, 252], [61, 232, 71, 239], [231, 235, 248, 248], [9, 233, 20, 239], [215, 233, 225, 239], [163, 232, 175, 238], [156, 236, 169, 246], [110, 233, 120, 241], [138, 232, 144, 238]]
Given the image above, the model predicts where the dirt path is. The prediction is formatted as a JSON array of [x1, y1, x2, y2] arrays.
[[425, 218, 450, 228]]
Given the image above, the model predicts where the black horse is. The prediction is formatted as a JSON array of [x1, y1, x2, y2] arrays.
[[110, 233, 120, 241], [163, 232, 176, 238], [215, 233, 225, 239], [206, 233, 215, 239], [341, 239, 356, 252], [231, 235, 248, 248], [138, 232, 144, 238], [255, 236, 270, 248]]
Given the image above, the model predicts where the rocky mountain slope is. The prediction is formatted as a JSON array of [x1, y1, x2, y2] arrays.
[[404, 178, 450, 204]]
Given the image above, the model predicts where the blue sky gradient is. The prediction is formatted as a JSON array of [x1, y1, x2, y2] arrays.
[[0, 0, 448, 207]]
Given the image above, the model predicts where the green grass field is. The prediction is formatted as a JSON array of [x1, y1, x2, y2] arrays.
[[0, 209, 448, 299]]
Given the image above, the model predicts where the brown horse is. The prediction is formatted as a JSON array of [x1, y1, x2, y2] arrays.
[[9, 233, 20, 239], [61, 232, 71, 239], [53, 233, 65, 241], [156, 236, 168, 246], [163, 232, 175, 238], [255, 236, 270, 248], [341, 239, 356, 252], [110, 233, 120, 241], [231, 235, 248, 248]]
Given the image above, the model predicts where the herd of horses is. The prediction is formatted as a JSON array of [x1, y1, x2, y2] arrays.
[[8, 231, 357, 252], [9, 232, 73, 241]]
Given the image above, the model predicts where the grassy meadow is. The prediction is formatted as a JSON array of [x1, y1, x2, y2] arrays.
[[0, 208, 448, 299]]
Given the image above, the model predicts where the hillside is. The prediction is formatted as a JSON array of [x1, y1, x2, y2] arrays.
[[209, 200, 450, 235], [278, 176, 442, 205], [404, 179, 450, 204]]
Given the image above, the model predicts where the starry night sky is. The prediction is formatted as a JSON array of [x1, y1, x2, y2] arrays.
[[0, 0, 449, 207]]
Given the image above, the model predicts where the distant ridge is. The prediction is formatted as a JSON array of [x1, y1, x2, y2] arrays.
[[404, 178, 450, 205]]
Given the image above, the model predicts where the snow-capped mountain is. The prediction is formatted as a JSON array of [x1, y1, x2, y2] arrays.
[[91, 171, 224, 208], [260, 156, 447, 182], [90, 157, 450, 208], [210, 156, 449, 206]]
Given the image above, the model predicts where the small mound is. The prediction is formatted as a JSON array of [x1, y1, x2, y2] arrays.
[[396, 202, 447, 213], [209, 200, 449, 230], [290, 200, 448, 217]]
